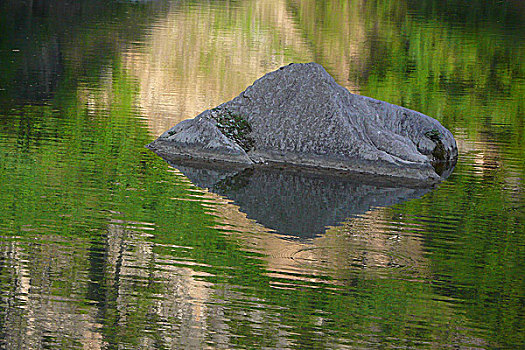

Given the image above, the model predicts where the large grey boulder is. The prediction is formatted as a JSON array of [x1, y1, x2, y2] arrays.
[[148, 63, 457, 182]]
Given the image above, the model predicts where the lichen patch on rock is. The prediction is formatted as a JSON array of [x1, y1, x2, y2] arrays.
[[209, 107, 254, 152]]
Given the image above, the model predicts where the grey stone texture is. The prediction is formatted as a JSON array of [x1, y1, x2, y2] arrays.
[[148, 63, 457, 182]]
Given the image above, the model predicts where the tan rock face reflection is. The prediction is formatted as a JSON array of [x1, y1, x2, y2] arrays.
[[319, 210, 429, 280], [123, 0, 314, 136], [287, 0, 371, 89], [105, 221, 214, 349], [0, 239, 106, 350]]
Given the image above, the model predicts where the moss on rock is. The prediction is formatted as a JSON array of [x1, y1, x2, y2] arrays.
[[209, 107, 254, 152]]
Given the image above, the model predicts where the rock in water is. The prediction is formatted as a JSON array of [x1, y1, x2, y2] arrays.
[[147, 63, 457, 182]]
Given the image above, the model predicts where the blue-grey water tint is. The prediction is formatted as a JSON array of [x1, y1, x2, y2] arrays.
[[0, 0, 523, 349]]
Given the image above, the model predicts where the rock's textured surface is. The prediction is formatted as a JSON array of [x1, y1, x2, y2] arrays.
[[148, 63, 457, 182]]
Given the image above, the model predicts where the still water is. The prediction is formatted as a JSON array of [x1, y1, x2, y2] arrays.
[[0, 0, 523, 348]]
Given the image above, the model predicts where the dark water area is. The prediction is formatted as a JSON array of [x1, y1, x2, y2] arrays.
[[0, 0, 523, 349], [167, 160, 434, 238]]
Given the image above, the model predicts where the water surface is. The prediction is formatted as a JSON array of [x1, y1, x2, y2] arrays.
[[0, 0, 523, 349]]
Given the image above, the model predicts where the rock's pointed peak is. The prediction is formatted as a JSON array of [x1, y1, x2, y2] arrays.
[[275, 62, 332, 78], [242, 62, 337, 95]]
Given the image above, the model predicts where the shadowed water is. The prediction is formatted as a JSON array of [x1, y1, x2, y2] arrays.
[[0, 0, 523, 349], [166, 159, 433, 237]]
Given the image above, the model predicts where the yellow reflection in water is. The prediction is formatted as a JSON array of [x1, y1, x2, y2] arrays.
[[123, 0, 315, 136]]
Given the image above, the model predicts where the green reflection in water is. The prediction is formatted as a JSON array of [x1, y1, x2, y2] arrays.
[[0, 0, 523, 349], [0, 68, 474, 348], [395, 159, 524, 348]]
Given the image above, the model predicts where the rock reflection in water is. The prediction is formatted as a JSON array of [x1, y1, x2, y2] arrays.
[[163, 158, 433, 238]]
